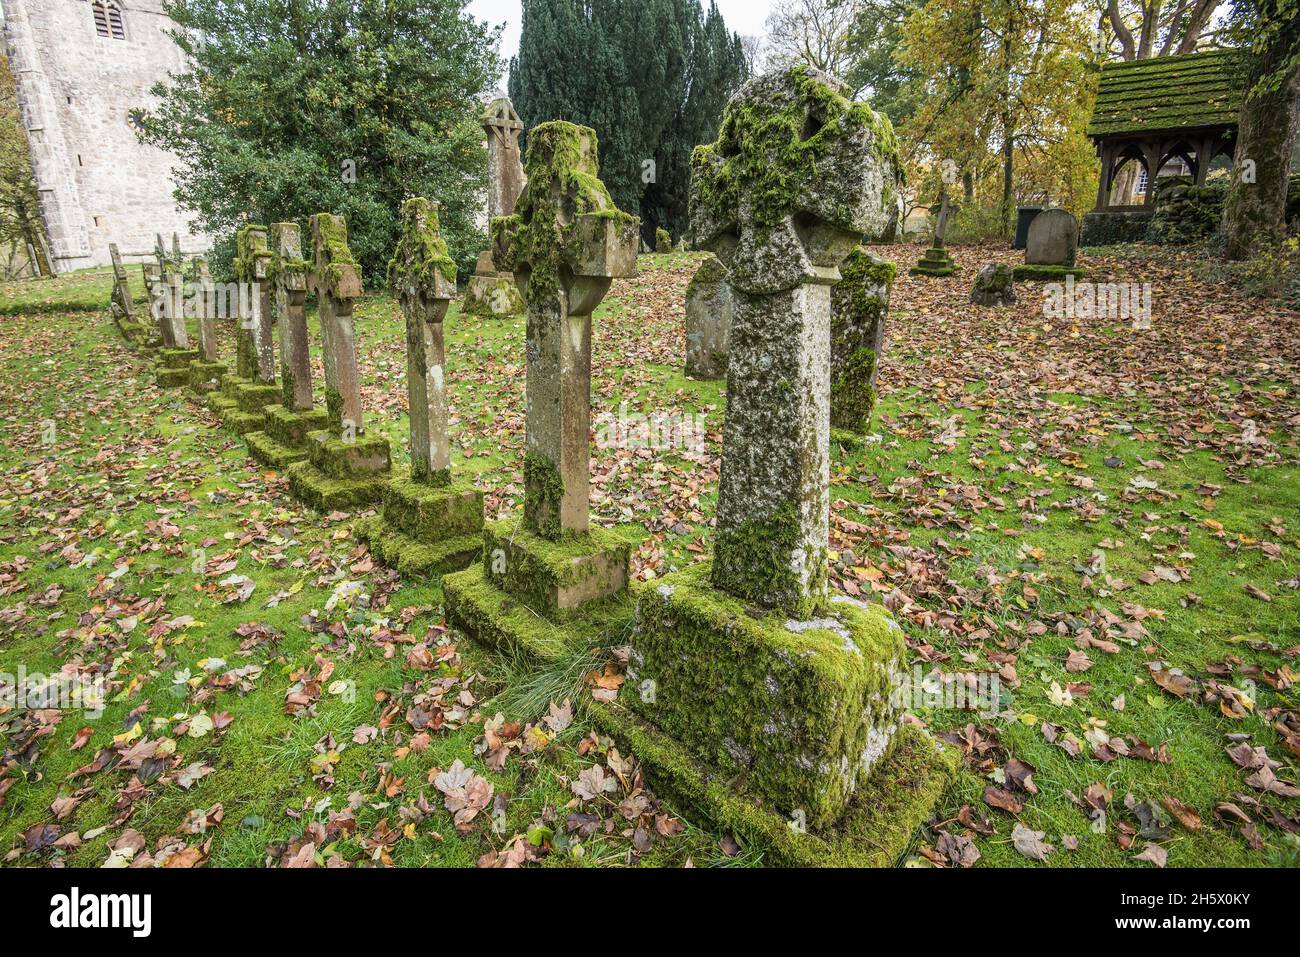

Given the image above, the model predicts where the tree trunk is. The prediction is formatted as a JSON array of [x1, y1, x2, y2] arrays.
[[1223, 20, 1300, 260]]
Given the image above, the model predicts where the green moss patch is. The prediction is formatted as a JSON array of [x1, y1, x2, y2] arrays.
[[484, 516, 633, 619], [355, 515, 480, 576], [244, 429, 310, 469], [1012, 263, 1089, 281], [286, 461, 389, 511]]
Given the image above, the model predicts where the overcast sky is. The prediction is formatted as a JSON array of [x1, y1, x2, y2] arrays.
[[466, 0, 774, 82]]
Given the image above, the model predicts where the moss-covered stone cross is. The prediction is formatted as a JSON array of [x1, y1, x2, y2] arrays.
[[309, 213, 365, 436], [491, 122, 639, 539], [389, 198, 458, 485], [270, 223, 313, 412], [689, 67, 899, 617], [192, 255, 219, 363], [233, 224, 276, 384]]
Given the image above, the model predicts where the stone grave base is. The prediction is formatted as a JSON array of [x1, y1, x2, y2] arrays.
[[624, 561, 916, 828], [909, 247, 956, 277], [286, 430, 391, 510], [590, 702, 956, 867], [442, 561, 633, 662], [244, 405, 330, 468], [1012, 263, 1088, 281], [480, 517, 632, 621], [115, 316, 146, 343], [207, 375, 278, 434], [156, 348, 199, 388], [461, 253, 524, 318], [188, 360, 227, 397], [355, 473, 483, 576]]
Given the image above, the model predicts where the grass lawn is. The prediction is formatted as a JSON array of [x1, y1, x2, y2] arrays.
[[0, 242, 1296, 868]]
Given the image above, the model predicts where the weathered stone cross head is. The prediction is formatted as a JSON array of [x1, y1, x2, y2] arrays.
[[389, 197, 457, 325], [270, 224, 308, 299], [235, 225, 272, 285], [690, 66, 899, 296], [492, 121, 639, 313], [310, 214, 363, 303]]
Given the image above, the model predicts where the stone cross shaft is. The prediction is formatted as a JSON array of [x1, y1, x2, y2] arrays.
[[493, 122, 639, 539], [193, 257, 219, 362], [690, 67, 898, 617], [271, 223, 313, 411], [234, 225, 275, 383], [310, 213, 365, 436], [390, 198, 458, 484]]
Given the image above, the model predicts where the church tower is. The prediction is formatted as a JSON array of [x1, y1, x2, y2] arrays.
[[3, 0, 207, 272]]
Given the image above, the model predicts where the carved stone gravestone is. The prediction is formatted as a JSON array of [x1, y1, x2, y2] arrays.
[[462, 97, 527, 319], [830, 247, 895, 434], [287, 214, 392, 510], [245, 223, 329, 468], [108, 243, 141, 341], [970, 262, 1016, 306], [444, 121, 639, 649], [358, 198, 484, 574], [590, 68, 955, 865], [684, 254, 733, 380]]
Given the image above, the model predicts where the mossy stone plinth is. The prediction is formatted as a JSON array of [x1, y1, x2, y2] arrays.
[[244, 430, 309, 469], [155, 366, 190, 389], [483, 516, 632, 620], [286, 461, 390, 511], [590, 702, 957, 867], [1011, 263, 1089, 281], [235, 382, 282, 413], [627, 561, 905, 829], [442, 561, 635, 661], [188, 360, 227, 396], [909, 247, 956, 277], [264, 405, 329, 449], [306, 430, 392, 479], [355, 516, 480, 577], [219, 406, 267, 435], [382, 474, 483, 541], [158, 347, 199, 370]]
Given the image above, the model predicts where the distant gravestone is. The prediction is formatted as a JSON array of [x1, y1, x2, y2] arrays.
[[970, 263, 1016, 306], [1025, 209, 1079, 266], [684, 254, 732, 380]]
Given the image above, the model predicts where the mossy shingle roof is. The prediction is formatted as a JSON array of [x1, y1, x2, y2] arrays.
[[1087, 49, 1245, 139]]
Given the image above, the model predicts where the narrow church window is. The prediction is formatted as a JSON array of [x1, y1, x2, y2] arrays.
[[92, 3, 127, 40]]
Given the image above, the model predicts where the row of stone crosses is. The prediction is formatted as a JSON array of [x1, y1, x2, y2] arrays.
[[107, 69, 957, 863]]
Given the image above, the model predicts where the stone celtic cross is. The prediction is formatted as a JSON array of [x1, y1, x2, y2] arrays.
[[233, 225, 275, 383], [310, 213, 365, 436], [271, 223, 313, 411], [690, 66, 898, 617], [492, 121, 639, 539], [389, 198, 458, 485]]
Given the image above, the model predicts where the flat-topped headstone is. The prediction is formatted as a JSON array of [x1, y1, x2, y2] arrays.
[[691, 66, 897, 616], [684, 254, 732, 380], [1025, 208, 1079, 266], [830, 247, 895, 433], [493, 120, 639, 540]]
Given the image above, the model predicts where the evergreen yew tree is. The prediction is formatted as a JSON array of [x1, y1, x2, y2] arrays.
[[141, 0, 501, 281], [508, 0, 747, 243]]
